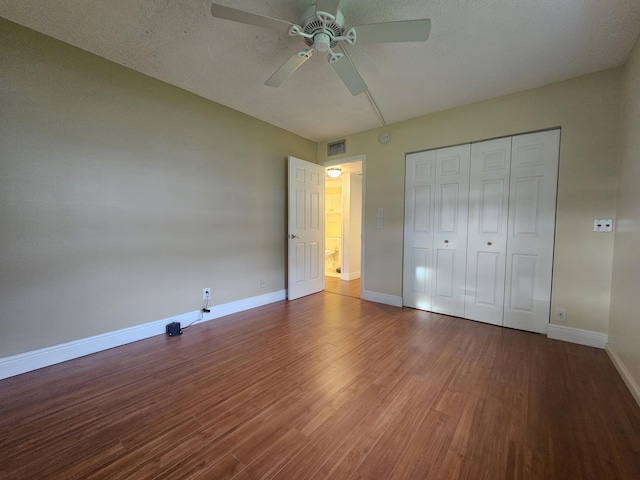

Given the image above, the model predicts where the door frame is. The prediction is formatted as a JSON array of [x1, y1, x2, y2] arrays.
[[320, 154, 366, 298]]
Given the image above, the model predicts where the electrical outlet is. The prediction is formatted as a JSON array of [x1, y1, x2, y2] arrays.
[[261, 279, 266, 288], [203, 288, 211, 301], [594, 219, 614, 232], [555, 308, 567, 322]]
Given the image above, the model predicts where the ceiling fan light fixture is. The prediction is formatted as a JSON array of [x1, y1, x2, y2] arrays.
[[314, 32, 332, 52], [327, 167, 342, 178]]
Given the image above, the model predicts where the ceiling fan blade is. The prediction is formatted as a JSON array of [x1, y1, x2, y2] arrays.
[[330, 54, 368, 96], [211, 3, 295, 33], [316, 0, 341, 17], [265, 50, 313, 87], [352, 19, 431, 44]]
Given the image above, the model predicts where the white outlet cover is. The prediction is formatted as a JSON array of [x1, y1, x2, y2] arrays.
[[594, 219, 613, 232]]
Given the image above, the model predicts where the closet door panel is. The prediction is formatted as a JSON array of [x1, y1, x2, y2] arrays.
[[432, 144, 470, 317], [403, 150, 436, 310], [504, 130, 560, 333], [465, 137, 511, 325]]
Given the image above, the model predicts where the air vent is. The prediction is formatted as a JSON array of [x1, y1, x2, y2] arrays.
[[327, 140, 346, 156]]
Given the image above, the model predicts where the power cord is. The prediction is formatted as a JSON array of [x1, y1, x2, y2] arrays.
[[182, 298, 210, 331]]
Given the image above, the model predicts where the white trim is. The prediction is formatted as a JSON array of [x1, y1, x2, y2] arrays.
[[212, 290, 286, 318], [340, 271, 361, 281], [361, 290, 403, 308], [0, 290, 286, 381], [605, 344, 640, 407], [547, 324, 608, 349]]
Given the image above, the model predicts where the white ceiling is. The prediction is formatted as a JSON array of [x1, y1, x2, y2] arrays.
[[2, 1, 639, 142]]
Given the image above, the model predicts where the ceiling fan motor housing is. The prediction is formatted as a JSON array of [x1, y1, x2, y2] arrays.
[[300, 5, 345, 49]]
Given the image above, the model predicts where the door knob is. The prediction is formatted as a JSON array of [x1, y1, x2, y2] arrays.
[[289, 234, 300, 239], [487, 241, 492, 246]]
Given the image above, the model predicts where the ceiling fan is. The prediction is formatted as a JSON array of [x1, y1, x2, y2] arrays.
[[210, 1, 431, 95]]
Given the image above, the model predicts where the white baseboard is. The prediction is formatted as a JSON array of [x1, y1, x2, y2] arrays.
[[340, 271, 361, 281], [605, 344, 640, 407], [0, 289, 286, 381], [547, 324, 608, 349], [361, 289, 403, 308]]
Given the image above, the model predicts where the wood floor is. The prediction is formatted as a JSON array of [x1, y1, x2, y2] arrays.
[[1, 293, 640, 480], [324, 276, 361, 298]]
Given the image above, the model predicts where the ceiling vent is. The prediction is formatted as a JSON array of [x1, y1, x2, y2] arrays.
[[328, 139, 346, 156]]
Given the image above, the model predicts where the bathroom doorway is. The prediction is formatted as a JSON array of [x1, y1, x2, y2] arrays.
[[322, 156, 363, 299]]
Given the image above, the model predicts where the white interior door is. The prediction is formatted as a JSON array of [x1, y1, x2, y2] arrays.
[[465, 137, 512, 325], [503, 130, 560, 333], [288, 156, 324, 300], [403, 145, 470, 316], [432, 144, 471, 317], [403, 130, 559, 332], [403, 150, 436, 310]]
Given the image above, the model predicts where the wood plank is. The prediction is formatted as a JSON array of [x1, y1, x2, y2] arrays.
[[0, 292, 639, 479]]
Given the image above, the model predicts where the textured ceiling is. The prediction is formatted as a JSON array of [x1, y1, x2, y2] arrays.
[[1, 0, 640, 142]]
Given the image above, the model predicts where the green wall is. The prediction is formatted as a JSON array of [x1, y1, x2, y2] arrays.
[[0, 19, 316, 357]]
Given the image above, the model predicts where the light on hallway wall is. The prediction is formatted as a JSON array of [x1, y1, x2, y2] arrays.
[[327, 167, 341, 178]]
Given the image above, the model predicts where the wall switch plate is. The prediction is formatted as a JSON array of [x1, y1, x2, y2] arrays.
[[594, 219, 613, 232], [377, 218, 383, 229], [203, 288, 211, 301], [377, 208, 384, 218], [555, 308, 567, 322]]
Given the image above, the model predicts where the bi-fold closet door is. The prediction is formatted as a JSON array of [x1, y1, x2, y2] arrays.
[[403, 129, 560, 334], [402, 144, 470, 317]]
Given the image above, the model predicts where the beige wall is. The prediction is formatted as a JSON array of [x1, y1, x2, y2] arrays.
[[318, 69, 622, 335], [0, 20, 316, 357], [609, 34, 640, 393]]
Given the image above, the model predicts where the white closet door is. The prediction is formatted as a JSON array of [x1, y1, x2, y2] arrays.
[[465, 137, 512, 325], [503, 130, 560, 333], [403, 150, 436, 310], [432, 144, 471, 317]]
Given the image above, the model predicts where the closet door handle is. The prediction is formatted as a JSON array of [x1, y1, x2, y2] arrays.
[[487, 241, 492, 246], [444, 240, 449, 244]]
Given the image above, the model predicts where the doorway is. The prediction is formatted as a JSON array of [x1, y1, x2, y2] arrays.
[[321, 156, 364, 299]]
